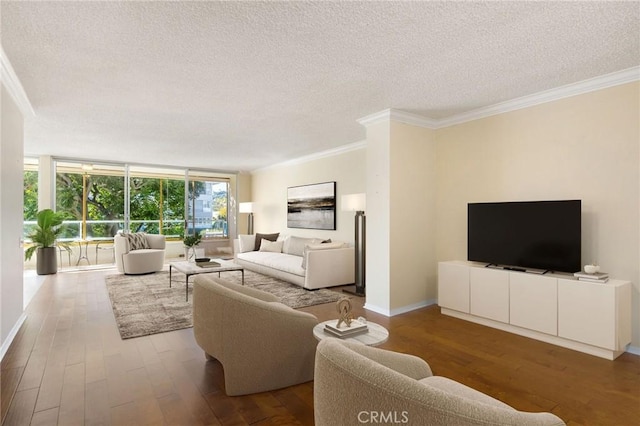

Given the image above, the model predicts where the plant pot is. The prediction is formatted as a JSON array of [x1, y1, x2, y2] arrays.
[[36, 246, 58, 275]]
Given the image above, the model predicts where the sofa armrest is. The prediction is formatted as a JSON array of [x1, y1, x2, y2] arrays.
[[304, 247, 355, 289]]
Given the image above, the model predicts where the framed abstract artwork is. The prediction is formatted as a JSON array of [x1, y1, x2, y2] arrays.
[[287, 181, 336, 230]]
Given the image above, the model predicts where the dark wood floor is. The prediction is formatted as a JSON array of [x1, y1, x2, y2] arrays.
[[2, 269, 639, 425]]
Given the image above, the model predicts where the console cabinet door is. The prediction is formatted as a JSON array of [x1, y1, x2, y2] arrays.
[[558, 279, 616, 349], [470, 267, 509, 323], [438, 262, 470, 313], [509, 273, 557, 335]]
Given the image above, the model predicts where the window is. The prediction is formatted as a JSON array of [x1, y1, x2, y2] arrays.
[[129, 166, 185, 237], [23, 158, 39, 239], [187, 172, 229, 239], [52, 161, 231, 241], [55, 161, 125, 240]]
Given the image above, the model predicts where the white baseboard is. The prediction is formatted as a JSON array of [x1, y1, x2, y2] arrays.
[[364, 299, 437, 317], [363, 303, 390, 316], [0, 312, 27, 362]]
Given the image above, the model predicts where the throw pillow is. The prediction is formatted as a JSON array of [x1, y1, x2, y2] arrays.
[[238, 234, 256, 253], [254, 232, 279, 251], [126, 232, 150, 250], [301, 241, 345, 269], [259, 239, 284, 253], [283, 235, 322, 257]]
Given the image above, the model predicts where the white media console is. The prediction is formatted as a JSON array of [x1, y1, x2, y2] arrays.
[[438, 261, 632, 360]]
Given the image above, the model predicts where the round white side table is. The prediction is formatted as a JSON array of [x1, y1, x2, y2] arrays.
[[313, 320, 389, 346]]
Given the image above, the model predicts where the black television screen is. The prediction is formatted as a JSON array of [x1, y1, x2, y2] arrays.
[[468, 200, 581, 273]]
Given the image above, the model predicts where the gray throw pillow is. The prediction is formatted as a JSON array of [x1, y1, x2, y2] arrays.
[[254, 232, 279, 251]]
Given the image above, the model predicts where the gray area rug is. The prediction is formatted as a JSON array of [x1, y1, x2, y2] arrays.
[[105, 269, 342, 339]]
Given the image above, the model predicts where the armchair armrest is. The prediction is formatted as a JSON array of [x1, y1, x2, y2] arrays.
[[146, 234, 166, 249], [114, 234, 130, 254], [336, 340, 433, 380], [214, 276, 280, 303]]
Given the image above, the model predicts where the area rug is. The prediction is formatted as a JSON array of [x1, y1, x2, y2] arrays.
[[105, 269, 342, 339]]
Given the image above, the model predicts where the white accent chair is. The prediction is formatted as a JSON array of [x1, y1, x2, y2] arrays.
[[114, 233, 166, 274]]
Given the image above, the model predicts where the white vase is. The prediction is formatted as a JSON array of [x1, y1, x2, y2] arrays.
[[584, 264, 599, 274], [185, 246, 195, 261]]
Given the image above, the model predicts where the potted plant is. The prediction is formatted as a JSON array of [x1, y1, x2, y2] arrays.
[[183, 233, 202, 260], [24, 209, 69, 275]]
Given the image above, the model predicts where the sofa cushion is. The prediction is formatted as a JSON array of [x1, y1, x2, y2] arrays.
[[125, 232, 150, 250], [301, 242, 346, 269], [419, 376, 515, 410], [254, 232, 279, 251], [260, 239, 284, 253], [237, 251, 305, 277], [283, 236, 322, 256]]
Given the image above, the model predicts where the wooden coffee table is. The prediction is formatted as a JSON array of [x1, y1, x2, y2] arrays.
[[313, 320, 389, 346], [169, 259, 245, 301]]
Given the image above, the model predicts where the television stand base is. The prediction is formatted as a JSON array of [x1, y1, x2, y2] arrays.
[[485, 264, 549, 275]]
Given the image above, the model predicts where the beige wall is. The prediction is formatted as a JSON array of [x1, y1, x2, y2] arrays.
[[389, 122, 437, 312], [250, 145, 366, 243], [1, 84, 26, 350], [435, 81, 640, 348]]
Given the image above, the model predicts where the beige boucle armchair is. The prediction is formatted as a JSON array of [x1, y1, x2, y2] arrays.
[[193, 274, 319, 396], [114, 232, 165, 274], [314, 339, 565, 426]]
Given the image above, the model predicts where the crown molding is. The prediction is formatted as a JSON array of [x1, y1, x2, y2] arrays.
[[1, 47, 35, 117], [357, 67, 640, 131], [435, 66, 640, 128], [357, 108, 439, 129], [252, 139, 367, 173]]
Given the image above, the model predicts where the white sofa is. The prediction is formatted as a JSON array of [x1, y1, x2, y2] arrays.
[[114, 232, 166, 274], [234, 234, 355, 290]]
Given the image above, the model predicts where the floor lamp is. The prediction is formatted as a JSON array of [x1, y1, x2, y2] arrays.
[[342, 193, 366, 297], [239, 202, 254, 235]]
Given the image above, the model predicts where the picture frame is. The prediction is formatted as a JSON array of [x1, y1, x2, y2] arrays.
[[287, 181, 336, 230]]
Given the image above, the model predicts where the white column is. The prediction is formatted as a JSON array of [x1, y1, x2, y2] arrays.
[[38, 155, 53, 210]]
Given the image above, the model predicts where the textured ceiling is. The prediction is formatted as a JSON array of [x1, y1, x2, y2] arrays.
[[2, 1, 639, 172]]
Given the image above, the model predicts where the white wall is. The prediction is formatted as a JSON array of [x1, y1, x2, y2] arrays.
[[364, 121, 391, 312], [250, 145, 366, 243], [1, 83, 26, 354], [435, 82, 640, 348]]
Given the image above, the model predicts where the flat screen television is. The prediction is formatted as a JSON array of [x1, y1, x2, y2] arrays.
[[467, 200, 581, 273]]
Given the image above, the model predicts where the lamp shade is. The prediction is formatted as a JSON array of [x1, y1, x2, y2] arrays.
[[239, 202, 254, 213], [341, 193, 366, 212]]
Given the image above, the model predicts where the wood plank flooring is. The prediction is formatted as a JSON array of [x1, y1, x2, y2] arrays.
[[2, 269, 639, 425]]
